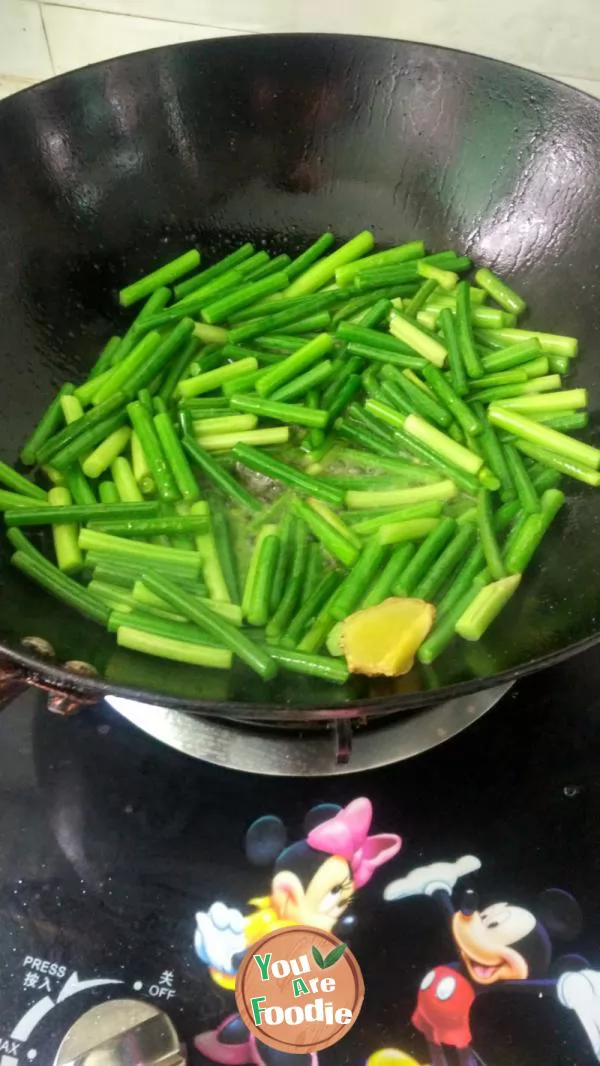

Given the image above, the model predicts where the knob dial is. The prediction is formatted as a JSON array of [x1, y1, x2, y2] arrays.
[[54, 998, 184, 1066]]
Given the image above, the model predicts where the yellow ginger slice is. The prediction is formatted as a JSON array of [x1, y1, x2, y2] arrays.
[[341, 597, 435, 677]]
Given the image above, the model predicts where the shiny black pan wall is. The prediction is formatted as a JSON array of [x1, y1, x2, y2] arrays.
[[1, 34, 599, 716]]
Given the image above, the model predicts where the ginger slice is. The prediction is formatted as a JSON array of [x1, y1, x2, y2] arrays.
[[341, 596, 435, 677]]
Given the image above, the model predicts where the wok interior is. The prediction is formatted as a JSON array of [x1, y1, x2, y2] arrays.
[[1, 34, 600, 712]]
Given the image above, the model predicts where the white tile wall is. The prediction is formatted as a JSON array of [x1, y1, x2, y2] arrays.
[[41, 4, 243, 76], [558, 75, 600, 99], [0, 0, 53, 82], [0, 74, 39, 99], [1, 0, 600, 97], [39, 0, 272, 32]]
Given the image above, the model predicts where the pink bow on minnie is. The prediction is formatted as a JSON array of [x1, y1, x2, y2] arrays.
[[306, 798, 401, 888]]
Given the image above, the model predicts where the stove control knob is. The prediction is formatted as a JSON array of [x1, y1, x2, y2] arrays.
[[54, 998, 185, 1066]]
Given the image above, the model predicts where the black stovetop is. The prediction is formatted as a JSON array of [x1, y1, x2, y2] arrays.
[[1, 649, 600, 1066]]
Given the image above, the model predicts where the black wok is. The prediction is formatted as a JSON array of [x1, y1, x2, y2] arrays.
[[1, 34, 600, 720]]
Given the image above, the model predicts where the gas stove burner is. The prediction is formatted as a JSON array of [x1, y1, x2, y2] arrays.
[[106, 683, 512, 775], [54, 999, 183, 1066]]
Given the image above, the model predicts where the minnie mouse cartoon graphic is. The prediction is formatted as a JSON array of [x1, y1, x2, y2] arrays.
[[193, 797, 401, 1066]]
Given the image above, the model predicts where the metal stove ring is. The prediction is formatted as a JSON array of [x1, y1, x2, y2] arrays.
[[106, 683, 512, 776]]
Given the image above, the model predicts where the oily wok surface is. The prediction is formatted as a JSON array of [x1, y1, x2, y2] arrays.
[[0, 34, 600, 715]]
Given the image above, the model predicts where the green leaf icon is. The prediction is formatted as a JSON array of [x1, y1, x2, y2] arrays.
[[322, 943, 348, 968], [311, 945, 326, 969]]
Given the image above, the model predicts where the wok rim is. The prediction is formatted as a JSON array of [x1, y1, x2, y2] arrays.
[[1, 33, 599, 718], [3, 629, 599, 718], [0, 32, 596, 109]]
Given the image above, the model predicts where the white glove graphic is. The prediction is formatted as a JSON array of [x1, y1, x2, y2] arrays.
[[383, 855, 482, 901], [194, 902, 247, 975], [558, 970, 600, 1060]]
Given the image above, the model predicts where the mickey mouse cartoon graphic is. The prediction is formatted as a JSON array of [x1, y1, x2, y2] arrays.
[[194, 797, 401, 1066], [384, 856, 600, 1065]]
